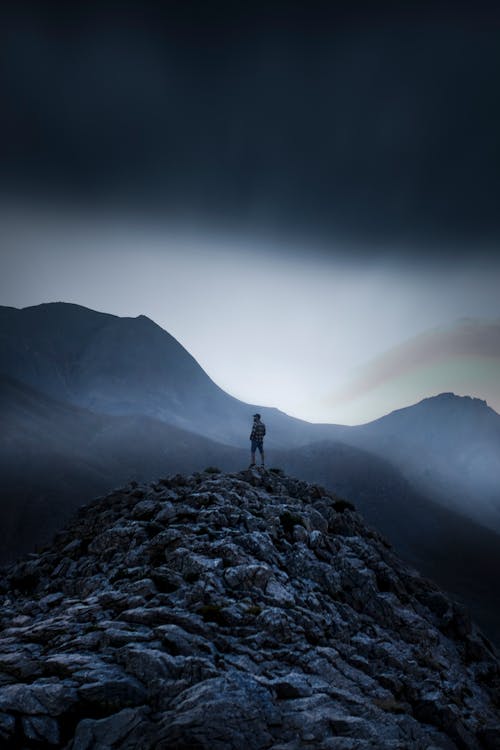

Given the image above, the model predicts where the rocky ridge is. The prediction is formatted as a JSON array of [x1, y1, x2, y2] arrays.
[[0, 468, 499, 749]]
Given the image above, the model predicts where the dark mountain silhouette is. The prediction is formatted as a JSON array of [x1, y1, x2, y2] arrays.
[[2, 302, 500, 646], [2, 373, 500, 644], [0, 302, 335, 448], [341, 393, 500, 531], [0, 374, 244, 562], [3, 302, 499, 530]]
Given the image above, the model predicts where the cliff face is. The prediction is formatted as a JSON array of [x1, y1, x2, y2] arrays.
[[0, 468, 499, 749]]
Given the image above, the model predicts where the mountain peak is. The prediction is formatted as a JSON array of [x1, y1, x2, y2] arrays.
[[367, 390, 498, 431], [431, 392, 488, 407], [418, 392, 493, 414], [0, 301, 312, 447], [21, 300, 113, 317], [1, 468, 498, 748], [377, 391, 494, 419], [416, 392, 498, 416]]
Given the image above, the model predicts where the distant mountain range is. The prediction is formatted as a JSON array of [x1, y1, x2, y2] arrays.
[[1, 302, 500, 643], [0, 302, 329, 448], [343, 391, 500, 531]]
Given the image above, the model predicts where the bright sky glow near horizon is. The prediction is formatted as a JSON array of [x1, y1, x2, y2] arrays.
[[2, 205, 500, 424]]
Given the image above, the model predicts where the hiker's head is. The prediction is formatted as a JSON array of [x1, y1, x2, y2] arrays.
[[253, 413, 261, 422]]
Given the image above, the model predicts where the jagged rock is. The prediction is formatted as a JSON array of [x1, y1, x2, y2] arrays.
[[0, 467, 499, 748], [151, 672, 280, 750], [22, 714, 60, 745], [77, 671, 147, 712], [70, 706, 151, 750], [0, 680, 78, 715], [0, 712, 15, 742]]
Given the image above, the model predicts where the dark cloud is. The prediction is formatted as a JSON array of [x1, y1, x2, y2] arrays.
[[2, 2, 500, 255]]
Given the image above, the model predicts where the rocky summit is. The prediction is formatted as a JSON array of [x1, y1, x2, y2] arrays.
[[0, 469, 499, 750]]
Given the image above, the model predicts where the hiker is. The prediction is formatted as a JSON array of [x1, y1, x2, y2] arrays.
[[249, 413, 266, 467]]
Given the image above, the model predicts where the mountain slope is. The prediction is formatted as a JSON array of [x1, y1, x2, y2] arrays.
[[3, 302, 500, 643], [3, 373, 500, 644], [276, 440, 500, 644], [342, 392, 500, 531], [0, 302, 336, 448], [0, 374, 244, 562], [0, 468, 498, 749], [3, 303, 499, 534]]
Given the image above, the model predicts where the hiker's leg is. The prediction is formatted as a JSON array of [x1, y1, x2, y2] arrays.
[[257, 442, 264, 466], [250, 443, 256, 466]]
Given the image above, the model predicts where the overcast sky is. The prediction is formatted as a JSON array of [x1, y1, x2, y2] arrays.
[[1, 2, 500, 423], [3, 1, 500, 247]]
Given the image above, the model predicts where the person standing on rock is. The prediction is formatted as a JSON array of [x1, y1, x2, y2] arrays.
[[250, 413, 266, 468]]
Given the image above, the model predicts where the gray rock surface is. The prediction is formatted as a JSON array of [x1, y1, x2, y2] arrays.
[[0, 467, 499, 748]]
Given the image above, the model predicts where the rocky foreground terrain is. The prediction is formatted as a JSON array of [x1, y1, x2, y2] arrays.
[[0, 468, 499, 749]]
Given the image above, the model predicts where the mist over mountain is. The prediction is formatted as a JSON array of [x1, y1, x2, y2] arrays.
[[0, 374, 244, 562], [0, 302, 332, 448], [1, 301, 500, 645], [2, 3, 500, 742], [277, 440, 500, 643], [342, 393, 500, 531], [3, 302, 499, 529]]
